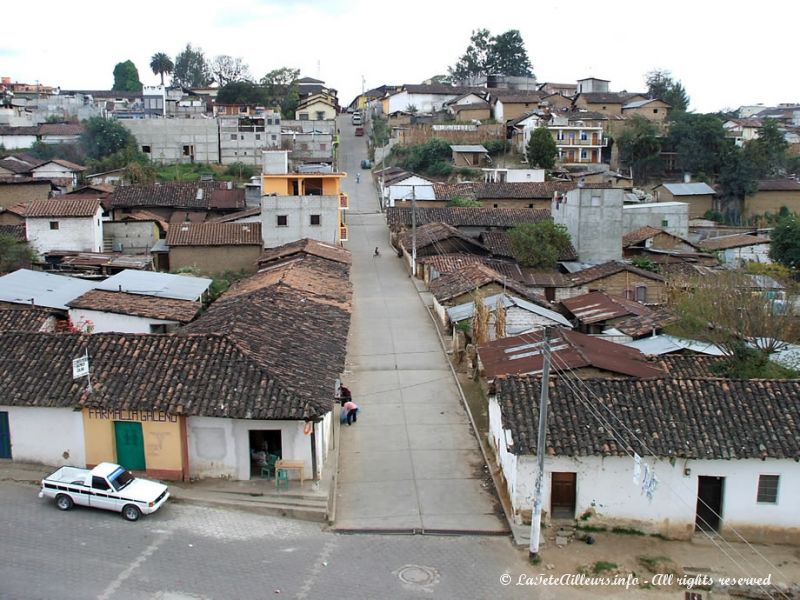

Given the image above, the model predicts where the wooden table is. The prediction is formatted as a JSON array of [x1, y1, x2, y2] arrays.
[[275, 460, 305, 487]]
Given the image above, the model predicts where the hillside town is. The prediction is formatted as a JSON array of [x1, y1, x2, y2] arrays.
[[2, 31, 800, 600]]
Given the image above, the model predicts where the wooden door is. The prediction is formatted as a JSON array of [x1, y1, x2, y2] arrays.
[[114, 421, 146, 471], [0, 412, 11, 459], [551, 472, 577, 518], [696, 476, 724, 531]]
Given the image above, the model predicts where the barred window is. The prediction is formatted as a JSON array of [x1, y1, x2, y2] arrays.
[[757, 475, 779, 503]]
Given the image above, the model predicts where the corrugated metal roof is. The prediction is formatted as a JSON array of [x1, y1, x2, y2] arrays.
[[0, 269, 95, 310], [661, 182, 716, 196], [96, 270, 212, 301], [450, 145, 488, 153], [446, 293, 572, 327], [623, 334, 726, 356]]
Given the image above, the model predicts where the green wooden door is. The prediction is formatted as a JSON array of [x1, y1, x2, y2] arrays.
[[0, 412, 11, 459], [114, 421, 146, 471]]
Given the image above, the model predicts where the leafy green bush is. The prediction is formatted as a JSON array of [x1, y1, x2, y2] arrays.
[[483, 140, 506, 156]]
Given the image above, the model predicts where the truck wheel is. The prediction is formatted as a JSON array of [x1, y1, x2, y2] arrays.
[[122, 504, 141, 522], [56, 494, 73, 511]]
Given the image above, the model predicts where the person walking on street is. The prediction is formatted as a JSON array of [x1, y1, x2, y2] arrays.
[[356, 173, 360, 184], [343, 400, 359, 425]]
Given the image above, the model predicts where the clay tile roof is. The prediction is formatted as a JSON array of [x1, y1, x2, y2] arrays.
[[166, 222, 262, 246], [699, 234, 771, 251], [756, 179, 800, 192], [24, 197, 100, 218], [495, 375, 800, 459], [207, 207, 262, 223], [613, 309, 679, 338], [258, 238, 351, 267], [570, 261, 665, 286], [109, 182, 246, 210], [0, 224, 26, 241], [386, 207, 551, 229], [416, 254, 525, 282], [38, 123, 84, 136], [622, 226, 665, 247], [433, 181, 583, 201], [181, 257, 352, 405], [4, 203, 30, 217], [67, 290, 201, 323], [655, 354, 727, 378], [398, 222, 487, 253], [561, 291, 652, 325], [522, 270, 573, 287], [0, 158, 34, 174], [35, 159, 87, 172], [429, 262, 547, 305], [479, 230, 577, 261], [0, 331, 312, 419], [0, 307, 56, 332], [479, 328, 665, 380]]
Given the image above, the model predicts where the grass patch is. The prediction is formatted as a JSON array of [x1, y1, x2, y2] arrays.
[[638, 555, 671, 572], [593, 561, 618, 574], [611, 526, 646, 536], [575, 524, 607, 533]]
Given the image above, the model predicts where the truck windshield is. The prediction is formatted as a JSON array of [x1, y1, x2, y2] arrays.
[[108, 467, 135, 491]]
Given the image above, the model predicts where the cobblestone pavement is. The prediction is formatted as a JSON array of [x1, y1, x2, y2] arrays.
[[3, 482, 543, 600]]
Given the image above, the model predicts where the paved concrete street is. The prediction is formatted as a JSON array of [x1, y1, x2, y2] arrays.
[[333, 117, 505, 533], [2, 482, 536, 600]]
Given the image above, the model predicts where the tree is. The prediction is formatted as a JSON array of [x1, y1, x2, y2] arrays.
[[667, 112, 727, 177], [112, 60, 143, 92], [617, 115, 662, 183], [526, 127, 557, 169], [449, 29, 534, 83], [210, 55, 250, 86], [769, 214, 800, 270], [260, 67, 300, 116], [216, 81, 267, 105], [717, 144, 758, 221], [81, 117, 137, 159], [508, 221, 572, 269], [667, 270, 800, 377], [744, 118, 789, 179], [172, 44, 212, 88], [149, 52, 174, 86], [489, 30, 533, 77], [645, 69, 689, 111], [0, 234, 36, 273]]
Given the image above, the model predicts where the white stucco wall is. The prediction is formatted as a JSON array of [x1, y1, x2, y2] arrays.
[[68, 308, 178, 334], [26, 208, 103, 256], [187, 414, 332, 481], [0, 134, 37, 149], [387, 178, 435, 207], [489, 396, 800, 541], [1, 406, 86, 467]]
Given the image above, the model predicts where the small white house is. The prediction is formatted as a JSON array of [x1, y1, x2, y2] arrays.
[[384, 173, 435, 208], [24, 197, 103, 256], [30, 159, 86, 189], [491, 375, 800, 543], [66, 290, 201, 333]]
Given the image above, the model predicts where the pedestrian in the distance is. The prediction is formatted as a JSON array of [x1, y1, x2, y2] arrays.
[[343, 400, 359, 425], [356, 173, 360, 184]]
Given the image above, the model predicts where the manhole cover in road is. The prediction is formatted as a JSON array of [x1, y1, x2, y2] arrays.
[[396, 564, 440, 589]]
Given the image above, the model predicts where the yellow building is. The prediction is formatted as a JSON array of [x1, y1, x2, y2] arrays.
[[261, 151, 349, 246], [83, 408, 187, 480]]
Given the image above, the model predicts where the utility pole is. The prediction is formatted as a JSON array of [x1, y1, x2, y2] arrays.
[[529, 327, 551, 562], [411, 185, 417, 277]]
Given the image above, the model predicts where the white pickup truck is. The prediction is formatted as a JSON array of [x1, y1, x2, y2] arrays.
[[39, 462, 169, 521]]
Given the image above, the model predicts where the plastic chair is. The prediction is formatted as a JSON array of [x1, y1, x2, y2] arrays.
[[260, 454, 279, 479], [275, 468, 289, 490]]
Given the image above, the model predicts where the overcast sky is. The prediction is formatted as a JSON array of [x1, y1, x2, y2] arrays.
[[2, 0, 797, 113]]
